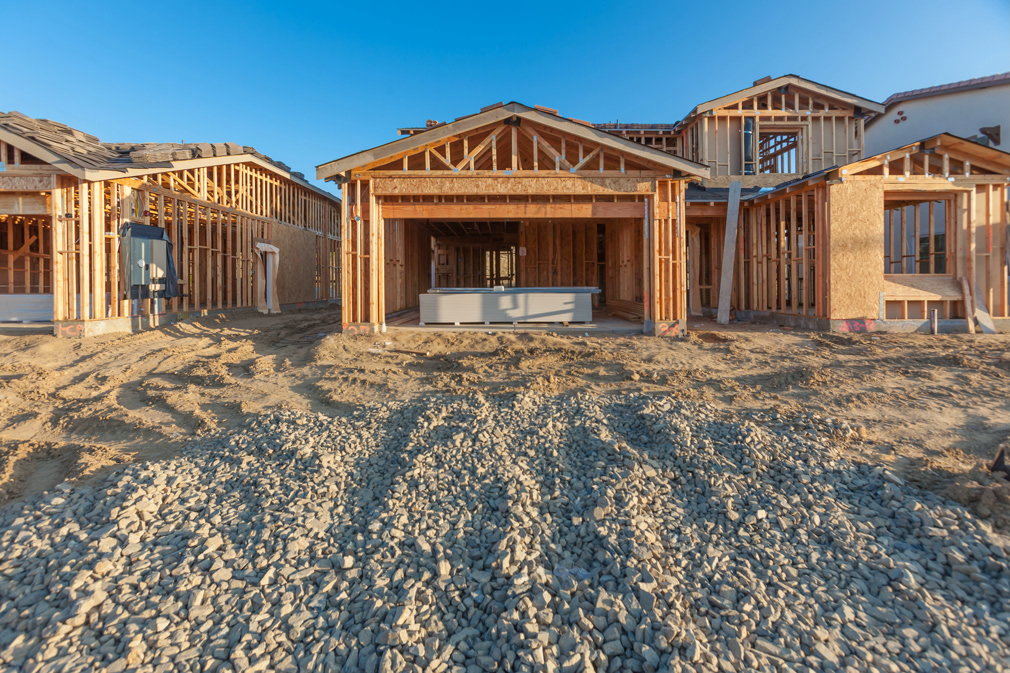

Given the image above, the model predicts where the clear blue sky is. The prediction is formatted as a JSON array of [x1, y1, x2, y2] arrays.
[[4, 0, 1008, 195]]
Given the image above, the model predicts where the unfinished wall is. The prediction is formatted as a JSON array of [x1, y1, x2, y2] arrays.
[[974, 183, 1009, 318], [605, 219, 643, 303], [385, 219, 431, 314], [42, 164, 340, 325], [519, 221, 598, 288], [827, 179, 884, 319], [0, 215, 52, 295], [273, 222, 319, 304], [683, 88, 866, 187]]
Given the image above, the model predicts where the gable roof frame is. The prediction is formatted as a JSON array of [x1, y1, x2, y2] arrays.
[[676, 75, 885, 128], [316, 102, 710, 182]]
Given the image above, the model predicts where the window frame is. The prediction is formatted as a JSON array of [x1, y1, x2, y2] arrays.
[[883, 193, 954, 276]]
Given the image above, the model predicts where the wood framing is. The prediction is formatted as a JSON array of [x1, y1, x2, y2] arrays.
[[723, 134, 1010, 327], [319, 103, 706, 335], [0, 112, 341, 331], [675, 76, 885, 188]]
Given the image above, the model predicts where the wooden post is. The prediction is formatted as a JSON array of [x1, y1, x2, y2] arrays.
[[642, 199, 652, 333], [51, 185, 64, 321], [341, 180, 350, 326], [79, 180, 90, 320], [181, 198, 189, 313], [377, 196, 385, 330], [717, 181, 742, 324], [110, 186, 120, 318], [689, 228, 701, 317], [368, 181, 378, 327], [961, 276, 976, 334]]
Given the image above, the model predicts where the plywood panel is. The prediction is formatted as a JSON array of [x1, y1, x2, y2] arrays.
[[882, 275, 962, 299], [273, 222, 319, 304], [372, 176, 656, 196], [827, 180, 884, 319]]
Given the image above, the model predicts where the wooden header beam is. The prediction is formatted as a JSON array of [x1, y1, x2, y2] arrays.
[[381, 202, 645, 219]]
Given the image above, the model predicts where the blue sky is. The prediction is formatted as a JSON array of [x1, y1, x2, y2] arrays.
[[4, 0, 1008, 194]]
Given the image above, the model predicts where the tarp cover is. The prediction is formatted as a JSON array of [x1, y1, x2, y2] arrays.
[[120, 223, 180, 299], [255, 242, 280, 314]]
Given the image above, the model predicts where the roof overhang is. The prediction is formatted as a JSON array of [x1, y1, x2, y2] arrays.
[[317, 102, 710, 182]]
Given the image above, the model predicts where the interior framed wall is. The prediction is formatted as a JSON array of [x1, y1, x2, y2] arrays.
[[0, 215, 52, 295]]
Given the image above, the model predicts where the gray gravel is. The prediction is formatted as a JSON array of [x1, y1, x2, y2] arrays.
[[1, 392, 1008, 673]]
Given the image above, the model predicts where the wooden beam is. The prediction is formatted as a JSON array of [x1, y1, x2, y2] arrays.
[[380, 202, 647, 219], [961, 276, 976, 334], [717, 181, 742, 324], [571, 147, 601, 172], [511, 126, 518, 172]]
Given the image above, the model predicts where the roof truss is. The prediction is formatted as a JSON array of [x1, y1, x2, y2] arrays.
[[317, 103, 709, 181], [681, 76, 885, 125]]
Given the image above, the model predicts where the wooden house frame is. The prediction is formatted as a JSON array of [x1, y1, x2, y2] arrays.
[[693, 134, 1009, 331], [0, 112, 341, 336], [317, 102, 710, 336]]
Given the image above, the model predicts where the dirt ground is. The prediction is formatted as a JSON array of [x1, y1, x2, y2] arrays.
[[1, 306, 1008, 529]]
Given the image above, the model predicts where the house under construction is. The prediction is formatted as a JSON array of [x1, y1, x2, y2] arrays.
[[321, 75, 1009, 334], [0, 112, 341, 337]]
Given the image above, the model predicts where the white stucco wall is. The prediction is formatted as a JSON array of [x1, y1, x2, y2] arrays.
[[865, 84, 1010, 156]]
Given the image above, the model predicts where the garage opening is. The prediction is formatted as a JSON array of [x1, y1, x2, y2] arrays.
[[377, 217, 646, 329]]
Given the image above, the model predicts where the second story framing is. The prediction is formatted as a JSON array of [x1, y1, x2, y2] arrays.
[[675, 75, 885, 187]]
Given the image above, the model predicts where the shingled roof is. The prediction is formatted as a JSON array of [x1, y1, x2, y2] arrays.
[[0, 111, 333, 198], [881, 72, 1010, 107]]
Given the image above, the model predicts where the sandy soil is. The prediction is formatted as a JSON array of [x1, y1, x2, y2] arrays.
[[1, 306, 1008, 528]]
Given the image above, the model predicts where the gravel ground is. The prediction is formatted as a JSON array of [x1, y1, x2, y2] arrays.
[[1, 392, 1008, 673]]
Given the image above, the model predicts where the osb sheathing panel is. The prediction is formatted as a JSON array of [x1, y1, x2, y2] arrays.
[[704, 174, 800, 190], [372, 176, 656, 196], [272, 222, 319, 304], [828, 179, 884, 319]]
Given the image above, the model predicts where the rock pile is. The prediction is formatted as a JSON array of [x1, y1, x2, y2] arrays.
[[1, 392, 1008, 673]]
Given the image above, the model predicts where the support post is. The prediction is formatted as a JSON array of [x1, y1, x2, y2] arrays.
[[717, 181, 742, 324]]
